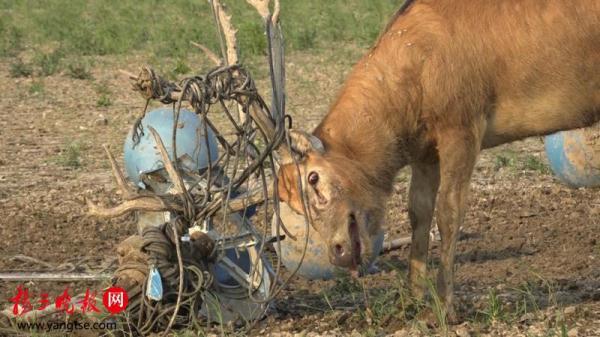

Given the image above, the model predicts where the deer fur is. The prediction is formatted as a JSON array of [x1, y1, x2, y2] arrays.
[[278, 0, 599, 321]]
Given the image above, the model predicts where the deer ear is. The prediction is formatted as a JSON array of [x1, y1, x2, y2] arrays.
[[289, 129, 325, 155], [277, 163, 306, 215]]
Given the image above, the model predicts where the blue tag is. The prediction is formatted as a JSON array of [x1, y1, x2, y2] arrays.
[[146, 266, 163, 301]]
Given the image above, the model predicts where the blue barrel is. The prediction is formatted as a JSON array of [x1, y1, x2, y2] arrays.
[[544, 126, 600, 188], [272, 202, 384, 280], [124, 107, 219, 188]]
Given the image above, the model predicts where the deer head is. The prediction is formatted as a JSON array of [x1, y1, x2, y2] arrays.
[[277, 131, 387, 273]]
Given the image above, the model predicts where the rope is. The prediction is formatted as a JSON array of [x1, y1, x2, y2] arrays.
[[114, 222, 210, 336]]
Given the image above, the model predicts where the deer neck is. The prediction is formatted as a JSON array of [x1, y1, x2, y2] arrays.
[[313, 56, 419, 191]]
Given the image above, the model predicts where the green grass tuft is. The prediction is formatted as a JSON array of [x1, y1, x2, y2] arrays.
[[55, 141, 84, 168], [9, 58, 33, 77], [29, 81, 45, 95], [425, 278, 448, 335], [170, 58, 192, 78], [494, 151, 551, 175], [34, 49, 64, 76], [95, 82, 112, 107], [96, 95, 112, 107], [66, 60, 94, 80], [478, 289, 506, 324], [494, 150, 517, 170], [521, 154, 550, 174]]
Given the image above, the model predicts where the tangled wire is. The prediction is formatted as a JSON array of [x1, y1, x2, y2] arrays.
[[130, 64, 287, 225], [108, 62, 297, 336], [115, 220, 213, 335]]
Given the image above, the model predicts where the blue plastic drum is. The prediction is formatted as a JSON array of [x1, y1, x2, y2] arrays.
[[124, 107, 219, 188], [544, 126, 600, 188]]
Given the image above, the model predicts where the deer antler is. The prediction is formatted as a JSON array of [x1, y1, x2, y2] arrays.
[[124, 0, 294, 165], [207, 0, 289, 156], [87, 144, 185, 217], [190, 41, 221, 66], [92, 0, 296, 220], [86, 197, 183, 217], [89, 123, 274, 218], [272, 0, 280, 24], [247, 0, 270, 20], [212, 0, 239, 66], [148, 127, 187, 195], [103, 145, 135, 199]]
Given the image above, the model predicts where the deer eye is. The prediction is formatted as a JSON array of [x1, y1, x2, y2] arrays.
[[308, 171, 319, 185]]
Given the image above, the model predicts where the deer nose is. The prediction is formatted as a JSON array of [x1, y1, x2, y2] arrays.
[[329, 242, 353, 268]]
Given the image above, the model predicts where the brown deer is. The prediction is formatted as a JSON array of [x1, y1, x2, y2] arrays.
[[278, 0, 600, 321]]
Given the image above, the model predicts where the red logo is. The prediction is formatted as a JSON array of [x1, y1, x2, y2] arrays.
[[55, 288, 75, 314], [78, 289, 100, 314], [38, 292, 50, 311], [102, 287, 128, 314], [9, 285, 32, 316]]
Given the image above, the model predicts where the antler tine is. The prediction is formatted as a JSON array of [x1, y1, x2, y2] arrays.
[[246, 0, 270, 20], [246, 0, 282, 24], [86, 197, 183, 217], [272, 0, 281, 24], [245, 0, 281, 26], [119, 69, 138, 80], [212, 0, 245, 124], [103, 145, 135, 199], [212, 0, 239, 66], [148, 127, 187, 195], [190, 41, 222, 66], [86, 143, 186, 218]]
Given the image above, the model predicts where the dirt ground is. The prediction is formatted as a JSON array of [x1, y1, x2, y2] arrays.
[[0, 49, 599, 337]]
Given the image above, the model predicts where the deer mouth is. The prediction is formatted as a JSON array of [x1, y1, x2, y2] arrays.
[[349, 215, 362, 273]]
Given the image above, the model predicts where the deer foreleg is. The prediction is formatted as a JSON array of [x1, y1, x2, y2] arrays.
[[408, 161, 440, 300], [435, 128, 481, 322]]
